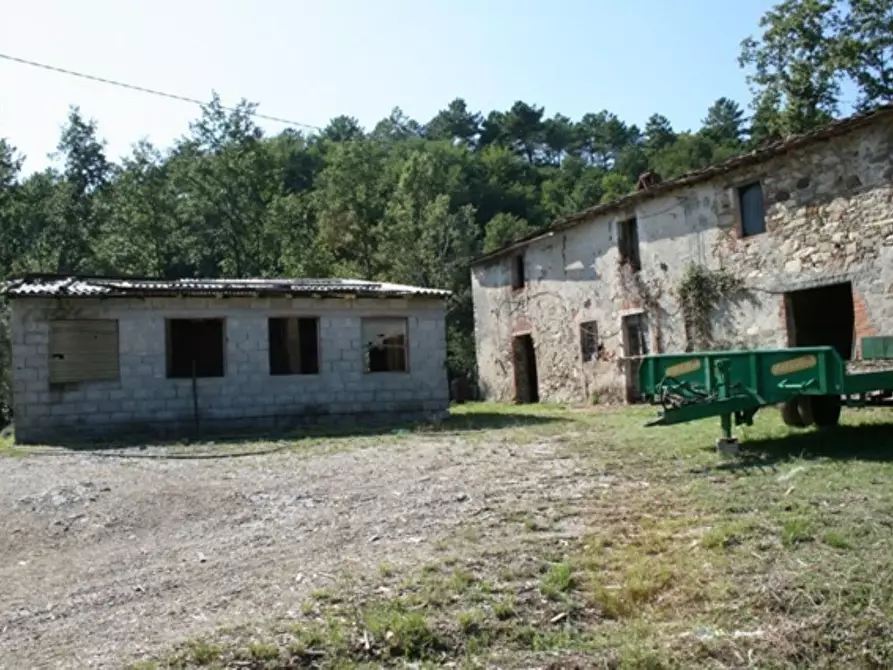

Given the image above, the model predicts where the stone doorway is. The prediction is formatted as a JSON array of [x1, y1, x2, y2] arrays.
[[622, 313, 649, 403], [785, 281, 854, 360], [512, 334, 539, 403]]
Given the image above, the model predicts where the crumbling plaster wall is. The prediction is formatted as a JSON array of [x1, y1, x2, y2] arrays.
[[472, 116, 893, 404]]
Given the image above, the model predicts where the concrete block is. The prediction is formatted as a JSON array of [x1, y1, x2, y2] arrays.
[[14, 368, 39, 382]]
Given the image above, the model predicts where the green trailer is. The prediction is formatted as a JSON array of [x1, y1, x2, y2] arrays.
[[637, 336, 893, 452]]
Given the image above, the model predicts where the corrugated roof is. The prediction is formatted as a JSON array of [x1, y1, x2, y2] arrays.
[[2, 275, 451, 299], [471, 102, 893, 266]]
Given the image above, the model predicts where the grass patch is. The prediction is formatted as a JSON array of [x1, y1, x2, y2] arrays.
[[540, 562, 575, 599], [781, 517, 814, 547], [145, 403, 893, 668], [821, 530, 851, 550]]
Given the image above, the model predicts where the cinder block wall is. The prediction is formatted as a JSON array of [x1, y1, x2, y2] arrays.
[[10, 296, 449, 443]]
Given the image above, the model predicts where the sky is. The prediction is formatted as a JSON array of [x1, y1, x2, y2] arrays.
[[1, 0, 780, 174]]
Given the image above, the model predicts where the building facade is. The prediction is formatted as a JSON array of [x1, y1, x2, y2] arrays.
[[471, 105, 893, 405], [5, 277, 450, 443]]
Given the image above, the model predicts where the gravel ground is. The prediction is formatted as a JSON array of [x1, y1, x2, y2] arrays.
[[0, 433, 594, 669]]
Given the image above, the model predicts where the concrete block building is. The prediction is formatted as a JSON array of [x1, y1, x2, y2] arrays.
[[4, 276, 450, 443], [470, 104, 893, 405]]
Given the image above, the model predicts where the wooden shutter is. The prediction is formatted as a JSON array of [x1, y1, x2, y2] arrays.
[[49, 319, 120, 383]]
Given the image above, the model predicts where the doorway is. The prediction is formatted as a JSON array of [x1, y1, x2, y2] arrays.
[[512, 334, 539, 403], [785, 282, 854, 360], [622, 313, 649, 403]]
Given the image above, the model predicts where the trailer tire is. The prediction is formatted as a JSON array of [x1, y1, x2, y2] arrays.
[[810, 395, 842, 428], [797, 396, 815, 426], [781, 399, 806, 427]]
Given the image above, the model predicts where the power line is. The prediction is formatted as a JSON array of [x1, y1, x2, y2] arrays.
[[0, 52, 322, 132]]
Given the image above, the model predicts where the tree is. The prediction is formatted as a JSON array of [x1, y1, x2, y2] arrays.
[[503, 101, 546, 163], [322, 115, 365, 142], [482, 212, 532, 253], [424, 98, 482, 146], [48, 107, 113, 274], [371, 107, 422, 143], [314, 140, 390, 279], [542, 114, 577, 166], [0, 140, 23, 276], [179, 95, 281, 277], [578, 111, 637, 169], [701, 97, 746, 144], [739, 0, 843, 137], [650, 133, 718, 179], [644, 114, 677, 153], [839, 0, 893, 110]]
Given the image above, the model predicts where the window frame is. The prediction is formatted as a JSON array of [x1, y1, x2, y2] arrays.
[[361, 316, 410, 374], [579, 320, 600, 363], [510, 253, 526, 290], [267, 316, 321, 376], [165, 317, 227, 379], [737, 181, 767, 238], [617, 217, 642, 271], [48, 318, 120, 385]]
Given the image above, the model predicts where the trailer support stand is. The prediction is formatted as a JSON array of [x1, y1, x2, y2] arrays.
[[715, 358, 740, 455], [716, 413, 739, 455]]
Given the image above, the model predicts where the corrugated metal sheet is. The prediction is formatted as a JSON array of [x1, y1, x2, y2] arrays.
[[49, 320, 120, 384], [3, 276, 452, 299]]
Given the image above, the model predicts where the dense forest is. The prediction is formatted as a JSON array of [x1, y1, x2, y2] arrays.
[[1, 0, 891, 424]]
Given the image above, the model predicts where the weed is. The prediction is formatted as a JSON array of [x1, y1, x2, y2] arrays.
[[493, 596, 516, 620], [184, 640, 221, 665], [540, 562, 575, 599], [363, 603, 440, 659], [246, 641, 279, 661], [781, 518, 814, 547], [456, 608, 485, 635], [701, 519, 760, 549], [822, 531, 851, 550]]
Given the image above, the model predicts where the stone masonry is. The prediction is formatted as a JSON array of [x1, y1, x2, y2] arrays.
[[471, 107, 893, 404], [10, 295, 449, 443]]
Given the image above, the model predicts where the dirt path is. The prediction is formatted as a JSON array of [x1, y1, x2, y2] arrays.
[[0, 434, 594, 669]]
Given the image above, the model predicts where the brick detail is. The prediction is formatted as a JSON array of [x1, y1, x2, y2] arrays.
[[853, 291, 877, 359], [512, 314, 532, 335]]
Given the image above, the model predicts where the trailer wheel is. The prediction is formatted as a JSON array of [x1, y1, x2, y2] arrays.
[[810, 395, 842, 428], [781, 398, 806, 427], [797, 396, 815, 426]]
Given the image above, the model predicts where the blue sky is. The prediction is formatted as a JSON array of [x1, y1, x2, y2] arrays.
[[1, 0, 779, 173]]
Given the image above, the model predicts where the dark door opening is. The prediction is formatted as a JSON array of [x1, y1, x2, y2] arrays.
[[512, 334, 539, 403], [785, 282, 854, 360], [623, 313, 649, 403]]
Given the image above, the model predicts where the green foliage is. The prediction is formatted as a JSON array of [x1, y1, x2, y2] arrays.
[[677, 263, 744, 350], [1, 4, 888, 419], [540, 562, 576, 599], [482, 212, 532, 253], [740, 0, 893, 140]]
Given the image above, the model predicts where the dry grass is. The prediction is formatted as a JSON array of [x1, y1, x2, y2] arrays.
[[136, 401, 893, 668]]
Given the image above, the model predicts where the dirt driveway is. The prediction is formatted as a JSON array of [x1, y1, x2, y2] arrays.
[[0, 430, 594, 668]]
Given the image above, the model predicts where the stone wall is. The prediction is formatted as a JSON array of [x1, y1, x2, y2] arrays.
[[10, 295, 449, 443], [472, 114, 893, 404]]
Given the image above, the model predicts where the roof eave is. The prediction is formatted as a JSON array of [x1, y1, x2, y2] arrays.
[[469, 102, 893, 267]]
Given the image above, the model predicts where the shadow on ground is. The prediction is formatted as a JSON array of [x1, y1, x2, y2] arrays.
[[719, 422, 893, 470], [12, 410, 569, 454]]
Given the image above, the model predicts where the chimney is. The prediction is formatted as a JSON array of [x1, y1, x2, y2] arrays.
[[636, 170, 662, 191]]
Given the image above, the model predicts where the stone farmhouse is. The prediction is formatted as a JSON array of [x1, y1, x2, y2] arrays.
[[470, 104, 893, 405], [4, 276, 450, 443]]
